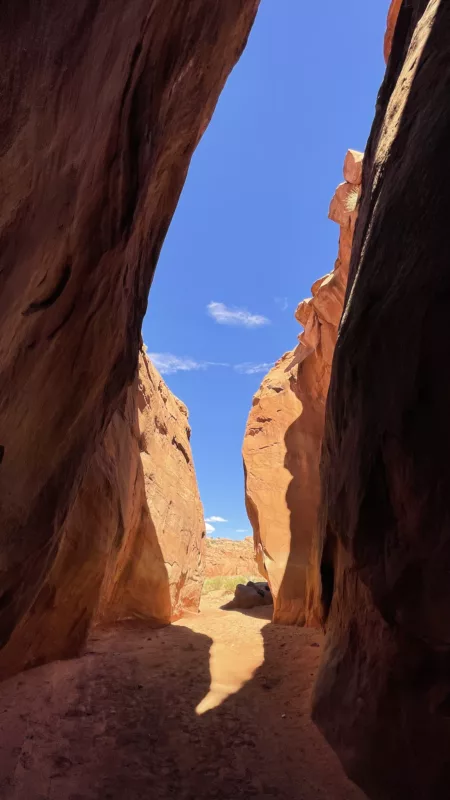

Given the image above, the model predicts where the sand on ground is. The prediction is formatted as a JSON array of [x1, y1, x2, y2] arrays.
[[0, 589, 366, 799]]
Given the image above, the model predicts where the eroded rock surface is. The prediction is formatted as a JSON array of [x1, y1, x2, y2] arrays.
[[314, 2, 450, 798], [0, 0, 259, 675], [243, 150, 362, 625], [205, 536, 257, 578], [223, 581, 273, 610], [384, 0, 402, 63], [0, 352, 205, 678]]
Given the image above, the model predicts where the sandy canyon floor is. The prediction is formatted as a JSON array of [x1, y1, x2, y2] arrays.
[[0, 590, 365, 799]]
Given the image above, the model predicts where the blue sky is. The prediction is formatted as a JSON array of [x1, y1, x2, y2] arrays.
[[142, 1, 388, 540]]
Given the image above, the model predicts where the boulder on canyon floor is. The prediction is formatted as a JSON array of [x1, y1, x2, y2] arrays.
[[313, 2, 450, 798], [242, 149, 362, 626], [205, 536, 257, 578], [223, 581, 272, 610], [0, 0, 260, 677]]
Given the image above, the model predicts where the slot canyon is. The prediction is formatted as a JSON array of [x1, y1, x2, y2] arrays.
[[0, 1, 447, 799]]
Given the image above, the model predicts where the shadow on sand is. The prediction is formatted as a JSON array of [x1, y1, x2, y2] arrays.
[[0, 615, 364, 800]]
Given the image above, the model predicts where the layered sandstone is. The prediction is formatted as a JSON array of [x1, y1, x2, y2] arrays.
[[0, 351, 205, 677], [243, 150, 362, 625], [205, 536, 257, 578], [313, 2, 450, 798], [0, 0, 259, 675]]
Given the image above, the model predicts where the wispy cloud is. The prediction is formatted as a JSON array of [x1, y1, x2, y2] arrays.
[[149, 353, 229, 375], [234, 362, 273, 375], [236, 529, 248, 534], [275, 296, 289, 312], [207, 301, 270, 328], [147, 351, 272, 378], [205, 522, 215, 535], [205, 516, 228, 523]]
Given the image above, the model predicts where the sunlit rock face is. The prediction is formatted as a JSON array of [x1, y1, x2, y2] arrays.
[[0, 0, 260, 677], [242, 150, 362, 625], [314, 2, 450, 798], [0, 352, 205, 678], [384, 0, 402, 63], [205, 537, 257, 578]]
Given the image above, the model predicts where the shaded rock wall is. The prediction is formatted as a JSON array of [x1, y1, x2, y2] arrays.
[[0, 352, 205, 678], [313, 2, 450, 798], [243, 151, 362, 625], [205, 537, 257, 578], [0, 0, 259, 675]]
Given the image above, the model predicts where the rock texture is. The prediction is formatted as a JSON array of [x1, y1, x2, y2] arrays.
[[223, 581, 273, 610], [99, 352, 205, 623], [0, 0, 259, 675], [313, 2, 450, 798], [243, 150, 362, 625], [384, 0, 402, 63], [205, 536, 257, 578], [0, 351, 205, 678]]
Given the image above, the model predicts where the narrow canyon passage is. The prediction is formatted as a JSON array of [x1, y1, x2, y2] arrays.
[[0, 594, 364, 800]]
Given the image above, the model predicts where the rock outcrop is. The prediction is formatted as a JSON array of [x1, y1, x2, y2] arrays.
[[223, 580, 272, 610], [0, 351, 205, 677], [384, 0, 402, 63], [0, 0, 259, 676], [205, 536, 257, 578], [313, 2, 450, 798], [99, 352, 205, 623], [243, 150, 362, 625]]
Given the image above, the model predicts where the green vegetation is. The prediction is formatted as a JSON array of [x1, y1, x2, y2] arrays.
[[202, 575, 261, 595]]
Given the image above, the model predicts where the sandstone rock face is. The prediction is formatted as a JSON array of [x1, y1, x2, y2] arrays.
[[205, 536, 257, 578], [99, 352, 205, 623], [384, 0, 402, 63], [0, 0, 259, 674], [0, 352, 205, 677], [313, 2, 450, 798], [243, 151, 362, 625]]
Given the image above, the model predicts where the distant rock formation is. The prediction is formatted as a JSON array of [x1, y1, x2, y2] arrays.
[[0, 0, 259, 677], [243, 150, 362, 625], [313, 2, 450, 798], [205, 536, 257, 578]]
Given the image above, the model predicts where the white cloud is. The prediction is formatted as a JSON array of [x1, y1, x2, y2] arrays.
[[149, 353, 229, 375], [236, 529, 248, 534], [207, 301, 270, 328], [205, 516, 228, 523], [234, 362, 273, 375], [205, 522, 215, 535], [275, 296, 289, 312], [147, 352, 272, 378]]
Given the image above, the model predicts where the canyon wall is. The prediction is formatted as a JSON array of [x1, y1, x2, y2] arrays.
[[0, 351, 205, 678], [313, 2, 450, 798], [0, 0, 260, 676], [205, 536, 257, 578], [243, 150, 362, 625]]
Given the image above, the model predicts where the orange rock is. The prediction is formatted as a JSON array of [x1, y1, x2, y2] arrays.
[[243, 151, 362, 626], [98, 353, 205, 623], [384, 0, 402, 63], [0, 0, 259, 676], [205, 537, 257, 578], [0, 352, 205, 678], [343, 149, 364, 185]]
